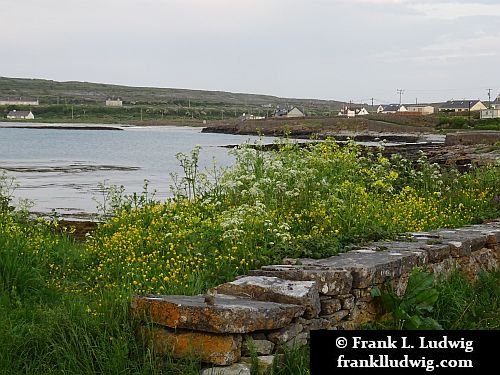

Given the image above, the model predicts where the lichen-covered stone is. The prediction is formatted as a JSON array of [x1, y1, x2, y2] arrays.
[[284, 332, 309, 348], [348, 302, 377, 325], [297, 317, 335, 330], [200, 363, 251, 375], [448, 241, 472, 258], [319, 298, 341, 315], [428, 257, 457, 277], [137, 326, 241, 366], [320, 309, 349, 324], [213, 276, 320, 318], [242, 339, 275, 356], [338, 294, 355, 310], [312, 251, 410, 288], [249, 266, 352, 295], [420, 244, 451, 263], [241, 355, 281, 372], [131, 294, 305, 333], [267, 323, 303, 344], [457, 248, 498, 279], [485, 233, 499, 246], [352, 288, 376, 302]]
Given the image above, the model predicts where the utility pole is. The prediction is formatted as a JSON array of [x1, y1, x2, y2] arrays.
[[468, 101, 471, 127], [140, 107, 143, 121], [397, 89, 405, 105], [71, 105, 74, 120], [487, 88, 493, 105]]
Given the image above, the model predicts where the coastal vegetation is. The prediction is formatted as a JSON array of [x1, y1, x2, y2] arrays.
[[0, 140, 499, 374]]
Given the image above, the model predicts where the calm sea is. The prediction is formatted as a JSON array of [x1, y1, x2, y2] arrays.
[[0, 123, 276, 218]]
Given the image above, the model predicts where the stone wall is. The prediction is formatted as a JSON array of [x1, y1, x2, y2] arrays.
[[444, 131, 500, 146], [130, 221, 500, 374]]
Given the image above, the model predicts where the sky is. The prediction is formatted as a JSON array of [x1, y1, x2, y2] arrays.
[[1, 0, 499, 104]]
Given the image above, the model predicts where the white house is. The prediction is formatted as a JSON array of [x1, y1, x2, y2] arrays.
[[106, 98, 123, 107], [378, 104, 407, 114], [7, 110, 34, 119], [287, 107, 305, 118], [406, 105, 435, 115], [338, 106, 369, 118], [439, 100, 487, 112], [480, 109, 500, 119]]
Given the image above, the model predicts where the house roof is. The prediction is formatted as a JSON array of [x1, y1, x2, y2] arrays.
[[493, 95, 500, 104], [406, 104, 434, 108], [7, 110, 32, 117], [440, 100, 482, 109], [382, 104, 403, 112]]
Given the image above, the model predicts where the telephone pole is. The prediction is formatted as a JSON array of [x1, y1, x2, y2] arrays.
[[487, 88, 493, 105], [397, 89, 405, 105]]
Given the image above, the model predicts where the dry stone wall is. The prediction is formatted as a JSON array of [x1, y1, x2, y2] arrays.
[[130, 221, 500, 374]]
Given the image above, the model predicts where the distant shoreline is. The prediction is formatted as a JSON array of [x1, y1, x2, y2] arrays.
[[0, 124, 124, 131]]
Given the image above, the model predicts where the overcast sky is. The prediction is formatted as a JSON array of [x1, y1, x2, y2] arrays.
[[1, 0, 499, 103]]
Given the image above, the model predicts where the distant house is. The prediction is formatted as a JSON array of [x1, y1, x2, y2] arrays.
[[287, 107, 305, 118], [492, 95, 500, 109], [378, 104, 408, 114], [406, 104, 435, 115], [105, 98, 123, 107], [439, 100, 486, 112], [338, 106, 369, 118], [0, 98, 39, 106], [274, 106, 288, 117], [480, 109, 500, 119], [273, 106, 305, 118], [7, 110, 34, 119]]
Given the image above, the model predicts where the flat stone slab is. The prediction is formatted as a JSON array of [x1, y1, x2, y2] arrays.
[[249, 266, 352, 295], [130, 294, 305, 333], [213, 276, 320, 318], [137, 326, 241, 365], [309, 251, 417, 288]]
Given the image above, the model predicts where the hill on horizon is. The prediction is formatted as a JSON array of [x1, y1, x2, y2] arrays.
[[0, 76, 344, 109]]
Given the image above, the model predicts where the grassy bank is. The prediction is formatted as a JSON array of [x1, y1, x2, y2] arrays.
[[1, 140, 499, 374]]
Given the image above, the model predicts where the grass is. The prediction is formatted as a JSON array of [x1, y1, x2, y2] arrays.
[[434, 270, 500, 329], [0, 140, 499, 374]]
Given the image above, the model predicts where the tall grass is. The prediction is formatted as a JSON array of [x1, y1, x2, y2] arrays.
[[434, 271, 500, 329]]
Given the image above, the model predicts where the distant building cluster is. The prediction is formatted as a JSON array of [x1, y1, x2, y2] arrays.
[[338, 106, 369, 117], [372, 97, 500, 119]]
